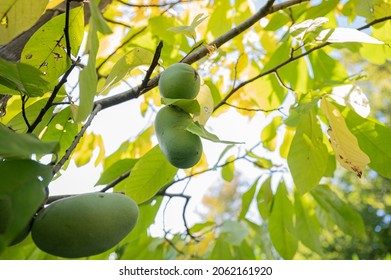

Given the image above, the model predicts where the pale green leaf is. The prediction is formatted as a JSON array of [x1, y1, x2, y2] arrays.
[[209, 238, 232, 260], [89, 0, 111, 34], [0, 58, 49, 97], [261, 116, 283, 151], [343, 106, 391, 179], [124, 145, 178, 204], [287, 108, 329, 193], [193, 84, 214, 125], [268, 182, 298, 259], [0, 0, 48, 44], [161, 98, 200, 115], [239, 176, 261, 221], [220, 220, 249, 246], [39, 107, 78, 160], [221, 155, 235, 182], [168, 13, 207, 39], [76, 21, 99, 123], [294, 191, 323, 256], [311, 185, 366, 238], [257, 176, 273, 220], [308, 49, 349, 86], [100, 48, 154, 94], [290, 17, 328, 41], [186, 122, 244, 144], [20, 6, 84, 82], [321, 98, 370, 178], [95, 158, 138, 186], [0, 123, 58, 159]]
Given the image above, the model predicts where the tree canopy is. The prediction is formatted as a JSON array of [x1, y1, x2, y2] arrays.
[[0, 0, 391, 260]]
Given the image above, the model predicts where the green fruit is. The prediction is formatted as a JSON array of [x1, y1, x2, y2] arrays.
[[9, 218, 33, 246], [158, 63, 200, 99], [155, 106, 202, 168], [31, 192, 139, 258]]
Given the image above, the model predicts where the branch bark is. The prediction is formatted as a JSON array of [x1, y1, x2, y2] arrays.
[[94, 0, 310, 110]]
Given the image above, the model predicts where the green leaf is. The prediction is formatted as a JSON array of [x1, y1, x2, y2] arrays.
[[21, 6, 84, 82], [220, 220, 249, 246], [221, 156, 235, 182], [311, 185, 366, 238], [207, 1, 231, 38], [308, 49, 348, 87], [76, 18, 99, 123], [261, 116, 283, 151], [257, 176, 273, 220], [124, 145, 178, 204], [186, 122, 244, 144], [342, 107, 391, 179], [0, 58, 49, 96], [6, 97, 58, 133], [287, 108, 329, 193], [0, 160, 52, 249], [40, 107, 78, 160], [290, 17, 328, 42], [168, 13, 208, 40], [161, 98, 200, 115], [125, 197, 163, 239], [0, 0, 48, 45], [100, 47, 154, 94], [294, 191, 323, 256], [268, 182, 298, 259], [0, 123, 58, 159], [239, 176, 261, 221], [89, 0, 112, 34], [209, 238, 233, 260], [214, 144, 235, 166], [95, 158, 138, 186]]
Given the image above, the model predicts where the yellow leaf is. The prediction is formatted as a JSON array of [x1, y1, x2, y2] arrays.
[[193, 84, 214, 125], [320, 98, 370, 178]]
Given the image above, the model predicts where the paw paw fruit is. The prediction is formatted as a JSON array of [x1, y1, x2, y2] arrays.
[[158, 63, 200, 99], [31, 192, 139, 258], [154, 106, 202, 168]]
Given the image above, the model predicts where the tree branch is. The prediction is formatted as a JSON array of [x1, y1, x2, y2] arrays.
[[213, 15, 391, 111], [95, 0, 308, 110], [52, 103, 102, 174]]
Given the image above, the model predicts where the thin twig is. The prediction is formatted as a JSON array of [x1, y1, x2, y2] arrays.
[[117, 0, 200, 8], [21, 95, 31, 129], [103, 17, 133, 29], [52, 103, 102, 174], [225, 102, 283, 113], [27, 57, 80, 133], [140, 41, 163, 92], [64, 0, 72, 58], [99, 170, 131, 192]]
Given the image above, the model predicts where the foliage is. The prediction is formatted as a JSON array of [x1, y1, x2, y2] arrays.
[[0, 0, 391, 260]]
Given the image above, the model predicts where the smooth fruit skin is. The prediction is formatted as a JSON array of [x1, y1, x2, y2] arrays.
[[31, 192, 139, 258], [158, 63, 200, 99], [155, 106, 202, 168]]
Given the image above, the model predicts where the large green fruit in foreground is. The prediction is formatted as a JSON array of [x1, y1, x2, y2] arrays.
[[31, 192, 139, 258], [155, 106, 202, 168], [158, 63, 200, 99]]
